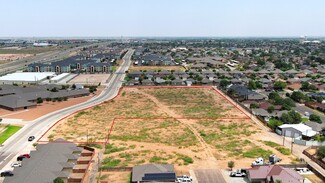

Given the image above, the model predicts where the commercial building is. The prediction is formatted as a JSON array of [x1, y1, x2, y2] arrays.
[[0, 72, 56, 85], [4, 139, 95, 183], [0, 84, 90, 111]]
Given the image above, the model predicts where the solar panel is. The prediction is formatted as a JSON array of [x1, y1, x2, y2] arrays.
[[142, 173, 176, 181]]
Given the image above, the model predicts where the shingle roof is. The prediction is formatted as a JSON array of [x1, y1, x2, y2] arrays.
[[4, 139, 83, 183], [132, 164, 176, 182]]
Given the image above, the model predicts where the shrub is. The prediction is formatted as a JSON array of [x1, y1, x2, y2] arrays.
[[317, 146, 325, 159], [228, 161, 235, 171], [276, 147, 291, 155]]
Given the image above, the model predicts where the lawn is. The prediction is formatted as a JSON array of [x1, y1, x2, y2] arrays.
[[0, 125, 22, 144]]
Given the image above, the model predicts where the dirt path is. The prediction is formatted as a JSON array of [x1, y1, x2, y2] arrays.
[[134, 88, 218, 167]]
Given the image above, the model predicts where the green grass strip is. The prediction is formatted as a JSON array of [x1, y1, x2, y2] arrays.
[[0, 125, 22, 144]]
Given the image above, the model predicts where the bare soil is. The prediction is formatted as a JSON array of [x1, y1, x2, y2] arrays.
[[44, 87, 295, 172], [68, 74, 110, 85]]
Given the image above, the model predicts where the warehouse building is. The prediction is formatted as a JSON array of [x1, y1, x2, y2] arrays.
[[0, 72, 56, 85]]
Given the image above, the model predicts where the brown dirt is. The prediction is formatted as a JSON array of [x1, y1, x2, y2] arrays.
[[97, 172, 131, 183], [0, 54, 33, 61], [43, 87, 295, 172], [68, 74, 110, 85]]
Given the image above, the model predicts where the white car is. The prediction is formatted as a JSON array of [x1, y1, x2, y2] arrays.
[[11, 162, 22, 167]]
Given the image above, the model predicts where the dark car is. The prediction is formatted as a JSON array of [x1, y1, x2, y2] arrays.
[[0, 171, 14, 177], [28, 136, 35, 141], [17, 156, 25, 161]]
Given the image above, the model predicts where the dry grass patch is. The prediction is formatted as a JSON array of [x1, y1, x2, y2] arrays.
[[140, 88, 247, 118]]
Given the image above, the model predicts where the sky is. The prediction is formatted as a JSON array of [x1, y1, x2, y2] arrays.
[[1, 0, 325, 37]]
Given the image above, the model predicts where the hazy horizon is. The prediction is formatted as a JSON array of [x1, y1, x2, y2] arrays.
[[1, 0, 325, 37]]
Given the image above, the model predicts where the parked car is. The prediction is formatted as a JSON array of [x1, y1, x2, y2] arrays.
[[28, 136, 35, 141], [0, 171, 14, 177], [20, 154, 30, 158], [11, 162, 22, 167], [17, 156, 25, 161], [176, 175, 192, 183], [252, 157, 264, 166], [230, 171, 246, 177]]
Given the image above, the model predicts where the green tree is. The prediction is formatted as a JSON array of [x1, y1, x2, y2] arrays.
[[220, 79, 230, 88], [317, 146, 325, 159], [228, 160, 235, 171], [248, 80, 257, 90], [53, 177, 64, 183], [250, 103, 259, 109], [36, 97, 43, 104], [267, 106, 275, 113], [301, 82, 310, 91], [273, 81, 287, 91], [281, 110, 301, 124], [309, 114, 322, 124], [291, 91, 309, 103]]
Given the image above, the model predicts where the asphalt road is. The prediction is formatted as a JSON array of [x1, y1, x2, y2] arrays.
[[0, 49, 134, 170], [294, 104, 325, 123]]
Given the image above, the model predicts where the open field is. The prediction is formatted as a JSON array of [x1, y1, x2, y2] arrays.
[[0, 47, 59, 54], [68, 74, 110, 85], [0, 54, 33, 61], [43, 87, 296, 171], [128, 65, 186, 72], [0, 125, 22, 144]]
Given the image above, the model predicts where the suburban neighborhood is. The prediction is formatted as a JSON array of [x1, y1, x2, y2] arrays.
[[0, 1, 325, 182]]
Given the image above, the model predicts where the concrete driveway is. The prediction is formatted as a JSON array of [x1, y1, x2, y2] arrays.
[[194, 169, 226, 183]]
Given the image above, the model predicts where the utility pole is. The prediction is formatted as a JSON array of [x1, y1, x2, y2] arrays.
[[282, 130, 285, 146], [291, 137, 294, 154]]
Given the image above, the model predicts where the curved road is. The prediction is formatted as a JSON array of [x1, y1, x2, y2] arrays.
[[0, 49, 134, 170]]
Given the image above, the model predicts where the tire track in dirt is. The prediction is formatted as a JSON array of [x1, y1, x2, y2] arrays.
[[134, 88, 217, 163]]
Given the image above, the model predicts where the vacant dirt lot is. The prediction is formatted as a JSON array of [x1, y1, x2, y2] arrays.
[[0, 54, 33, 61], [129, 65, 186, 72], [44, 87, 296, 175], [68, 74, 110, 85]]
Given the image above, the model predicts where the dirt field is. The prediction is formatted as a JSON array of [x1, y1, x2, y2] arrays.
[[0, 90, 100, 121], [0, 54, 33, 61], [43, 87, 297, 177], [68, 74, 110, 85], [129, 65, 186, 72]]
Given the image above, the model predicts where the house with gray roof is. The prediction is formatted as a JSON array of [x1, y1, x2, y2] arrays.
[[4, 139, 94, 183], [132, 164, 176, 183]]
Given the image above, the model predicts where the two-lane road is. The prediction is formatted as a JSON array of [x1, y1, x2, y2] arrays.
[[0, 49, 134, 170]]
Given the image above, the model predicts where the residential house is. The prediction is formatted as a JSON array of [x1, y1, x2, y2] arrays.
[[131, 164, 176, 183], [247, 165, 303, 183]]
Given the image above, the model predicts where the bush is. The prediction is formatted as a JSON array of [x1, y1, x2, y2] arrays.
[[317, 146, 325, 159], [53, 178, 64, 183], [228, 161, 235, 171], [276, 147, 291, 155], [268, 119, 283, 129], [36, 97, 43, 104], [309, 114, 322, 124]]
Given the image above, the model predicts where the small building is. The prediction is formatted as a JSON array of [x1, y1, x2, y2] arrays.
[[276, 124, 318, 138], [132, 164, 176, 183], [247, 165, 303, 183]]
